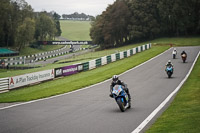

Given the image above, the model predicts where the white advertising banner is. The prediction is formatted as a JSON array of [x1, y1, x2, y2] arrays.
[[9, 69, 54, 89]]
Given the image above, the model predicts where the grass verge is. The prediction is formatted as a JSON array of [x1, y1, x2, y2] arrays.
[[60, 20, 91, 41], [0, 45, 169, 102], [146, 54, 200, 133]]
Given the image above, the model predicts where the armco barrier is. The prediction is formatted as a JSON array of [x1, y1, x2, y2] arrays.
[[0, 78, 9, 91]]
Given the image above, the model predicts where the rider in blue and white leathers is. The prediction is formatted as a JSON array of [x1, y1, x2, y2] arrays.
[[109, 75, 131, 102], [165, 60, 174, 74]]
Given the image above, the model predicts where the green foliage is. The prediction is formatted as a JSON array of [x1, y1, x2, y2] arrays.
[[90, 0, 131, 48], [16, 17, 35, 51], [35, 12, 57, 41], [90, 0, 200, 49], [0, 0, 61, 49]]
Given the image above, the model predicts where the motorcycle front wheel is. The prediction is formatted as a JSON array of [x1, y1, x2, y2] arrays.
[[117, 98, 125, 112], [167, 71, 172, 78]]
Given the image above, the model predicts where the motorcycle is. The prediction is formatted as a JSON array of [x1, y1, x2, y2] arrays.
[[173, 53, 176, 59], [181, 54, 187, 63], [111, 85, 131, 112], [166, 66, 173, 78], [172, 50, 177, 59]]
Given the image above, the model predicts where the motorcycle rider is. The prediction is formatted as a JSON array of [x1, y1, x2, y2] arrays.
[[172, 48, 177, 58], [181, 50, 187, 57], [109, 75, 131, 102], [165, 60, 174, 74]]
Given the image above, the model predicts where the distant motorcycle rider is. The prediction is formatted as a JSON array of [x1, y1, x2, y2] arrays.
[[109, 75, 131, 102], [165, 60, 174, 73], [172, 48, 177, 58], [181, 50, 187, 57]]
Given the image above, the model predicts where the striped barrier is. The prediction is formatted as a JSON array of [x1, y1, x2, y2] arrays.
[[82, 43, 151, 71], [52, 44, 151, 74], [0, 78, 9, 91], [2, 46, 69, 66]]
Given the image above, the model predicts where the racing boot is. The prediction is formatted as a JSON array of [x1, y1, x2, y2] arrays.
[[125, 88, 131, 108], [109, 93, 113, 98]]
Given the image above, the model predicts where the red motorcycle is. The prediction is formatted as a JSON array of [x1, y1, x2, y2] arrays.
[[181, 54, 187, 63]]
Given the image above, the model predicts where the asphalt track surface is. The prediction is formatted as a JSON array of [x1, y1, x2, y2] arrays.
[[0, 46, 199, 133]]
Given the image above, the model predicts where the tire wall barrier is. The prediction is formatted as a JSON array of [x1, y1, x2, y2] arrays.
[[2, 46, 69, 66], [0, 43, 151, 91]]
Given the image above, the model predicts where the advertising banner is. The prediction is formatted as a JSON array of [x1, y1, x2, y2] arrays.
[[38, 41, 93, 45], [9, 69, 54, 89], [55, 64, 83, 78]]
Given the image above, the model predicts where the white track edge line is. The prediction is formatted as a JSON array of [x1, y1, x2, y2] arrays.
[[131, 50, 200, 133], [0, 47, 172, 110]]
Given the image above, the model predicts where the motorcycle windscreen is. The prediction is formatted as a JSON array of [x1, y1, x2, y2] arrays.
[[166, 67, 173, 71]]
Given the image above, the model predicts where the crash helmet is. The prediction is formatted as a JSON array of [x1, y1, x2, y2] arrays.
[[112, 75, 118, 83], [168, 60, 171, 64]]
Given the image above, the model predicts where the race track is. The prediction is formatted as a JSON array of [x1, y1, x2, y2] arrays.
[[0, 46, 199, 133]]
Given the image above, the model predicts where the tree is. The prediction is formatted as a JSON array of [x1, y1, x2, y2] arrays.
[[90, 15, 105, 48], [35, 12, 57, 41], [90, 0, 131, 49], [52, 12, 62, 36], [16, 17, 35, 51], [0, 0, 11, 47], [127, 0, 160, 41]]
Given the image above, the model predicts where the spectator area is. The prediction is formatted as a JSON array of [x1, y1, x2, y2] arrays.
[[0, 48, 19, 57]]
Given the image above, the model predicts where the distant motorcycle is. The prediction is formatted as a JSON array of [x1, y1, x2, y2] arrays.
[[111, 85, 131, 112], [181, 54, 187, 63], [173, 53, 176, 59], [166, 66, 173, 78], [172, 50, 177, 59]]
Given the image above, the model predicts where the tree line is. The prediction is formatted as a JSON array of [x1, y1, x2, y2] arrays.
[[62, 12, 94, 21], [0, 0, 61, 51], [90, 0, 200, 49]]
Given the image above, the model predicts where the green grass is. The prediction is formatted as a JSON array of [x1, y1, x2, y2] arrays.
[[0, 45, 169, 102], [146, 55, 200, 133], [19, 45, 65, 56], [151, 36, 200, 46], [60, 20, 91, 41]]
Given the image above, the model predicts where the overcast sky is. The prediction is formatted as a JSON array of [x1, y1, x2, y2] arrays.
[[25, 0, 115, 16]]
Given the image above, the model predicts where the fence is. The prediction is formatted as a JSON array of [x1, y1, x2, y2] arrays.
[[0, 43, 151, 91]]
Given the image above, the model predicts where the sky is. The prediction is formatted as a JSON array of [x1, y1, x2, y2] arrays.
[[25, 0, 115, 16]]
